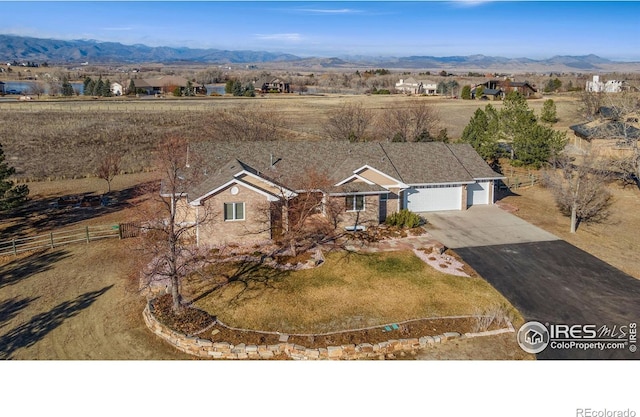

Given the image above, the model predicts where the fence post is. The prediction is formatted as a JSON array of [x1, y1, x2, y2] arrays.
[[50, 232, 54, 249], [86, 226, 90, 243], [118, 224, 123, 239], [12, 238, 17, 256]]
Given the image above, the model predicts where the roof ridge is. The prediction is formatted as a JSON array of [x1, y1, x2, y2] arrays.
[[445, 143, 475, 179], [378, 142, 405, 183]]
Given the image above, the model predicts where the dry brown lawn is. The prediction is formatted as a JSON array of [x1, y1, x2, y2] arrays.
[[501, 183, 640, 279], [0, 94, 581, 181], [189, 250, 521, 334]]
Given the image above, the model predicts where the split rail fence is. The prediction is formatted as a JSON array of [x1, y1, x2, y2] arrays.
[[0, 223, 140, 257]]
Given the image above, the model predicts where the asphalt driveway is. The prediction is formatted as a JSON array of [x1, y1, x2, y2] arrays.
[[422, 205, 640, 359]]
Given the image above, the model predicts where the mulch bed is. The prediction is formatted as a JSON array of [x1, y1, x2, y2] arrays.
[[150, 295, 501, 349]]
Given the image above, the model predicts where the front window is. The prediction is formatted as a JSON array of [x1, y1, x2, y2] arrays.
[[345, 195, 365, 212], [224, 202, 245, 221]]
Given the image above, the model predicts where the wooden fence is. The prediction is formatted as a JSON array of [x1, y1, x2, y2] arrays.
[[0, 223, 139, 257]]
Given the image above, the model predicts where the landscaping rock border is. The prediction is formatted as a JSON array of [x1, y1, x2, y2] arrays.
[[143, 303, 515, 360]]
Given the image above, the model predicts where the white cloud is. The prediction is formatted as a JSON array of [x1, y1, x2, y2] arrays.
[[101, 27, 133, 32], [254, 33, 303, 42]]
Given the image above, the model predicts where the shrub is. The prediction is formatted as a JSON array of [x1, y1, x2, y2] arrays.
[[385, 209, 423, 228]]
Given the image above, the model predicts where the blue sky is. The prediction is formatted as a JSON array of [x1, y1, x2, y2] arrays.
[[2, 1, 640, 60]]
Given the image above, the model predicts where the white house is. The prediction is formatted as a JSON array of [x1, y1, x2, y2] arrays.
[[110, 82, 124, 96], [395, 78, 437, 95], [586, 75, 624, 93]]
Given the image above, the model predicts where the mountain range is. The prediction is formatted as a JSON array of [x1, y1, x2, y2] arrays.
[[2, 34, 639, 72]]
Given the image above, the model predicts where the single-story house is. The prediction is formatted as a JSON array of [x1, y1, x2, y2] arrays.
[[395, 78, 438, 95], [471, 88, 503, 100], [128, 76, 205, 95], [165, 141, 503, 246], [254, 77, 290, 93]]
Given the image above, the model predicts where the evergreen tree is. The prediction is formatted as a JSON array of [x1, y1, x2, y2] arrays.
[[541, 99, 558, 124], [225, 79, 235, 94], [128, 79, 136, 95], [61, 77, 75, 96], [461, 106, 500, 162], [101, 79, 112, 97], [0, 143, 29, 211], [461, 85, 472, 100], [243, 83, 255, 97], [93, 77, 104, 96], [83, 76, 93, 96], [232, 80, 244, 96]]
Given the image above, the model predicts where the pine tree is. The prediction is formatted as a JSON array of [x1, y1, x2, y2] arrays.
[[101, 79, 112, 97], [0, 143, 29, 211], [461, 106, 500, 162], [128, 79, 136, 95], [83, 76, 93, 96], [61, 77, 75, 96], [461, 85, 472, 100], [541, 99, 558, 124], [93, 77, 104, 96]]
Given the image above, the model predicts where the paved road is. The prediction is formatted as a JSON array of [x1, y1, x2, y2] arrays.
[[423, 206, 640, 359]]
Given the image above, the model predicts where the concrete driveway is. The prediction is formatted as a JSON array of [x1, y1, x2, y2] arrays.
[[423, 205, 558, 248], [420, 205, 640, 360]]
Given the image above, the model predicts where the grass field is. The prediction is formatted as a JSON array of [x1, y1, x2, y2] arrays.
[[0, 93, 581, 181], [187, 250, 520, 334]]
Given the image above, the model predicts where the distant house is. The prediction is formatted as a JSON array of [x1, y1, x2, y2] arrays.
[[254, 77, 290, 93], [165, 141, 503, 246], [110, 82, 124, 96], [472, 80, 537, 99], [395, 78, 437, 95], [128, 76, 204, 95], [570, 106, 640, 145], [585, 75, 626, 93], [471, 88, 503, 100]]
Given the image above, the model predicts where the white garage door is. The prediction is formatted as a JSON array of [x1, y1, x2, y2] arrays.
[[466, 181, 490, 206], [405, 185, 462, 212]]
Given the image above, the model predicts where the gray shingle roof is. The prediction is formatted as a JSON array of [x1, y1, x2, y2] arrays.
[[184, 141, 502, 200]]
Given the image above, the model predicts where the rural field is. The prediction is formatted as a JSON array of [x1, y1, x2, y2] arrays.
[[0, 93, 581, 181], [1, 93, 633, 361]]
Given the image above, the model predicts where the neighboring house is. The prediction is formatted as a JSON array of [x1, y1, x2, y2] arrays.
[[110, 82, 124, 96], [165, 141, 503, 246], [570, 106, 640, 146], [254, 77, 290, 93], [472, 80, 537, 99], [586, 75, 625, 93], [395, 78, 437, 95], [128, 76, 204, 95], [472, 88, 503, 100]]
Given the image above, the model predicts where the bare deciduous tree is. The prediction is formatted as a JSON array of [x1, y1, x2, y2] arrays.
[[543, 150, 613, 233], [138, 136, 210, 312], [323, 102, 373, 142], [376, 101, 441, 142], [212, 105, 283, 142], [96, 152, 121, 193]]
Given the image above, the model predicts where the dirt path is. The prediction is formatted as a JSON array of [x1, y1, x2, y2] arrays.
[[0, 239, 190, 360]]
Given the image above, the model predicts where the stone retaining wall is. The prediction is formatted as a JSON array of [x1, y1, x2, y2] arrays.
[[143, 304, 515, 360]]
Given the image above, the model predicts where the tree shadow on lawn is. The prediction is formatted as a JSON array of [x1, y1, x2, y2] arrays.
[[0, 296, 40, 331], [190, 257, 289, 307], [0, 249, 71, 290], [0, 182, 154, 238], [0, 285, 113, 359]]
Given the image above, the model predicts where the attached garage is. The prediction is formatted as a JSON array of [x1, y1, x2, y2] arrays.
[[466, 180, 492, 206], [404, 184, 463, 212]]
